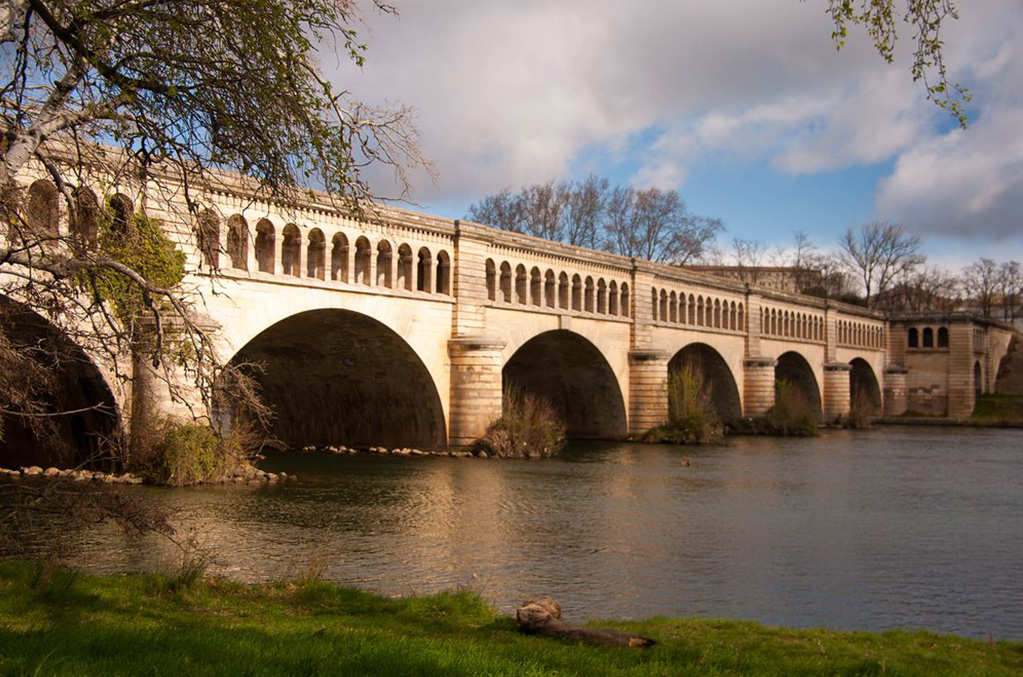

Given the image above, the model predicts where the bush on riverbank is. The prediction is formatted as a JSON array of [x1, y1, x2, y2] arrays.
[[643, 367, 723, 444], [1, 561, 1021, 676], [727, 379, 820, 437], [844, 391, 877, 429], [139, 421, 247, 485], [972, 394, 1023, 424], [472, 387, 566, 458]]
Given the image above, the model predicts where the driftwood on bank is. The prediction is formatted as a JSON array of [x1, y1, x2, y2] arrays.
[[516, 597, 656, 648]]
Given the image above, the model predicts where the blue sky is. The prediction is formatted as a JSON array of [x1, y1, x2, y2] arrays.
[[340, 0, 1023, 269]]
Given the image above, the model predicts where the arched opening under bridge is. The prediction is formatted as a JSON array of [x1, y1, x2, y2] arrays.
[[0, 298, 119, 468], [774, 351, 822, 419], [849, 358, 881, 416], [503, 330, 626, 439], [224, 309, 446, 449], [668, 343, 742, 421]]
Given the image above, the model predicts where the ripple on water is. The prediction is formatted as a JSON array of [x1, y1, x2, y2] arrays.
[[11, 427, 1023, 639]]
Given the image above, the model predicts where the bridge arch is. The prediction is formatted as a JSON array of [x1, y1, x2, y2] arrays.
[[503, 330, 627, 439], [775, 351, 822, 418], [224, 308, 446, 449], [668, 343, 742, 421], [849, 357, 881, 416], [0, 298, 119, 467]]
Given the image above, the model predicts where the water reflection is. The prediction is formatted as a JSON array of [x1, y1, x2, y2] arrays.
[[8, 426, 1023, 639]]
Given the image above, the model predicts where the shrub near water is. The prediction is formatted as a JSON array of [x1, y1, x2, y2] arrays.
[[644, 366, 723, 444], [142, 422, 246, 485], [472, 387, 566, 458], [728, 379, 820, 437]]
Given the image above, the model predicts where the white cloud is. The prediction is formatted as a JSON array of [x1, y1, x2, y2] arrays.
[[876, 107, 1023, 240], [337, 0, 1023, 246]]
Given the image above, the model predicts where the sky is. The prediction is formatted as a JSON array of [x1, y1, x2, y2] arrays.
[[334, 0, 1023, 269]]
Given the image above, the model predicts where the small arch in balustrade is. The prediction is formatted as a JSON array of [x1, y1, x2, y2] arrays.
[[196, 208, 221, 270], [227, 215, 248, 271], [937, 326, 949, 348], [397, 244, 414, 291], [515, 264, 527, 304], [376, 239, 393, 288], [923, 327, 934, 348], [572, 274, 582, 311], [307, 228, 325, 280], [109, 193, 134, 234], [255, 219, 275, 273], [530, 267, 542, 306], [331, 232, 349, 282], [609, 281, 619, 316], [71, 186, 100, 251], [544, 269, 556, 308], [23, 179, 60, 239], [416, 247, 432, 292], [585, 276, 595, 313], [485, 259, 497, 301], [620, 283, 630, 317], [355, 237, 373, 285], [558, 271, 569, 309], [281, 224, 301, 277], [436, 250, 451, 295], [500, 261, 512, 302]]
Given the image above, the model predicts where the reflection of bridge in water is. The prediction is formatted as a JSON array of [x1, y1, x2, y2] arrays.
[[4, 173, 1018, 459]]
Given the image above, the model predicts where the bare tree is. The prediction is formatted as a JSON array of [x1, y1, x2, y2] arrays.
[[839, 222, 924, 308], [519, 181, 572, 242], [563, 175, 607, 249], [466, 180, 571, 241], [884, 265, 960, 312], [962, 258, 1000, 318], [468, 180, 722, 265], [730, 238, 769, 286], [997, 261, 1022, 322], [465, 188, 522, 233], [603, 187, 722, 264]]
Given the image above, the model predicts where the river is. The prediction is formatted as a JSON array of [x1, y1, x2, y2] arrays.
[[13, 426, 1023, 639]]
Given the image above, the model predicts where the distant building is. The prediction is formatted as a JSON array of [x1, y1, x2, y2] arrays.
[[685, 265, 823, 295]]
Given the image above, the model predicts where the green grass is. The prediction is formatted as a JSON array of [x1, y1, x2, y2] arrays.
[[972, 394, 1023, 424], [1, 562, 1021, 676]]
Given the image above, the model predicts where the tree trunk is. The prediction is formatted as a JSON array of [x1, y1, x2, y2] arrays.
[[516, 597, 655, 648]]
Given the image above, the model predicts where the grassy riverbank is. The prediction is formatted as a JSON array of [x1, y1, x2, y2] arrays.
[[1, 563, 1020, 676]]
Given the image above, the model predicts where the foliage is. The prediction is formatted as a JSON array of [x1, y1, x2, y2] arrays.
[[467, 176, 722, 265], [971, 394, 1023, 425], [472, 387, 566, 458], [140, 421, 245, 485], [821, 0, 971, 127], [729, 379, 820, 437], [0, 0, 422, 466], [0, 0, 423, 206], [86, 210, 186, 329], [845, 391, 877, 429], [2, 562, 1022, 676], [644, 366, 723, 444], [770, 379, 821, 436]]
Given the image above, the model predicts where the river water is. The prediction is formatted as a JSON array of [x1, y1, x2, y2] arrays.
[[16, 426, 1023, 639]]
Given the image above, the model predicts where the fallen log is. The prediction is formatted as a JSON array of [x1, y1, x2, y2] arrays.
[[516, 597, 656, 648]]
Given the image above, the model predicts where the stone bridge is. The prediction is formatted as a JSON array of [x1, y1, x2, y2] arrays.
[[4, 171, 1017, 458], [161, 183, 897, 449]]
